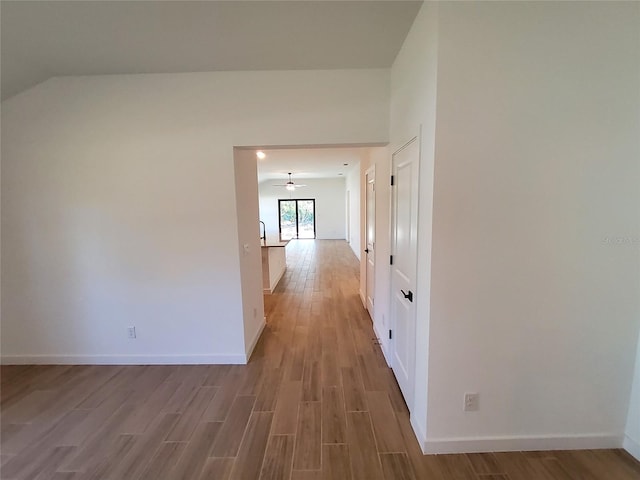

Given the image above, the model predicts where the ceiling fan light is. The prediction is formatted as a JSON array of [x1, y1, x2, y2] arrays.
[[286, 184, 295, 191]]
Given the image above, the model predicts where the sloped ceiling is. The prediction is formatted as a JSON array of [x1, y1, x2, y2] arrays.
[[1, 0, 422, 100]]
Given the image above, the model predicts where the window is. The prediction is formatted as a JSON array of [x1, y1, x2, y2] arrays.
[[279, 199, 316, 240]]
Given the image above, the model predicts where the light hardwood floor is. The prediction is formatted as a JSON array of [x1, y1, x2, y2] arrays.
[[2, 240, 639, 479]]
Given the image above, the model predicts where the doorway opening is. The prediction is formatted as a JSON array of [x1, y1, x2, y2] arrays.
[[279, 199, 316, 240]]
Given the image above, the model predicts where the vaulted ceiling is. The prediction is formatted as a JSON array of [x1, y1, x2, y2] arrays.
[[1, 0, 422, 100]]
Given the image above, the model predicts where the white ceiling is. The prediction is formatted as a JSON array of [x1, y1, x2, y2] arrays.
[[0, 0, 422, 100], [255, 147, 370, 183]]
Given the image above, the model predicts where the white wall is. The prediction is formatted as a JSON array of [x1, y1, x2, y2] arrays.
[[345, 163, 361, 259], [625, 329, 640, 460], [258, 178, 347, 242], [426, 1, 640, 453], [1, 69, 389, 364]]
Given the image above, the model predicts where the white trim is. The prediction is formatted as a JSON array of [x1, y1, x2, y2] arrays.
[[359, 290, 367, 308], [272, 265, 286, 292], [623, 434, 640, 461], [423, 433, 623, 454], [410, 413, 428, 454], [245, 318, 266, 360], [263, 263, 286, 294], [0, 353, 247, 365]]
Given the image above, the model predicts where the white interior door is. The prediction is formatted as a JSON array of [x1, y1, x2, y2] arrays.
[[365, 167, 375, 314], [390, 137, 420, 409]]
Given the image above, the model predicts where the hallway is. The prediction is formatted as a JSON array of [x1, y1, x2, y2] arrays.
[[1, 240, 639, 479]]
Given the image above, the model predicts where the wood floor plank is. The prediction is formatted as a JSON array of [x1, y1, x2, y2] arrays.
[[323, 443, 353, 480], [341, 367, 367, 412], [1, 389, 57, 424], [198, 457, 234, 480], [170, 422, 222, 480], [202, 365, 232, 387], [321, 350, 340, 387], [162, 384, 199, 415], [259, 434, 295, 480], [467, 452, 507, 475], [290, 470, 322, 480], [288, 326, 308, 381], [58, 389, 131, 446], [106, 413, 179, 479], [293, 401, 322, 470], [272, 380, 302, 435], [422, 453, 477, 479], [366, 390, 404, 453], [63, 402, 134, 472], [165, 386, 218, 441], [229, 411, 273, 480], [210, 395, 256, 457], [237, 361, 265, 396], [322, 385, 347, 444], [302, 359, 321, 402], [254, 368, 283, 412], [49, 473, 82, 480], [492, 451, 554, 480], [137, 441, 187, 480], [380, 453, 416, 480], [82, 434, 137, 480], [119, 381, 181, 435], [595, 449, 640, 479], [346, 411, 384, 480], [202, 372, 244, 422], [74, 366, 139, 409], [357, 354, 386, 391], [2, 409, 90, 475], [23, 445, 76, 480]]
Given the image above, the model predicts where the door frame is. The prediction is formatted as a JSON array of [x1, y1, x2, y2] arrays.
[[278, 198, 317, 241]]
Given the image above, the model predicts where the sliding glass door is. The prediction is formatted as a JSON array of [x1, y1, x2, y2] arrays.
[[279, 199, 316, 240]]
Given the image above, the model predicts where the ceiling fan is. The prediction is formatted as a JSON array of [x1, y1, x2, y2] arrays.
[[273, 172, 307, 191]]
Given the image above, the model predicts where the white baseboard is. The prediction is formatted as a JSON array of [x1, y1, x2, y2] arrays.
[[410, 414, 428, 454], [272, 265, 286, 291], [623, 434, 640, 461], [245, 318, 266, 361], [359, 290, 366, 308], [423, 433, 624, 454], [0, 353, 247, 365]]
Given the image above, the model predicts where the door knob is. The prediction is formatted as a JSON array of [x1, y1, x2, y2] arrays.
[[401, 289, 413, 302], [364, 248, 369, 253]]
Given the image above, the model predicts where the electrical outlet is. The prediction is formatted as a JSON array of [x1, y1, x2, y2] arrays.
[[127, 326, 136, 339], [464, 392, 479, 412]]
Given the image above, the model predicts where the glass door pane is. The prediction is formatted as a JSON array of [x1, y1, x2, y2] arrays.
[[279, 200, 297, 240], [297, 200, 315, 239]]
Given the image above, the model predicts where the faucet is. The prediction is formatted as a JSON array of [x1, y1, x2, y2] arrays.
[[259, 221, 266, 245]]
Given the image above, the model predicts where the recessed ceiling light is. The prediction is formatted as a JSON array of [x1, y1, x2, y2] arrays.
[[256, 151, 266, 160], [338, 173, 343, 176]]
